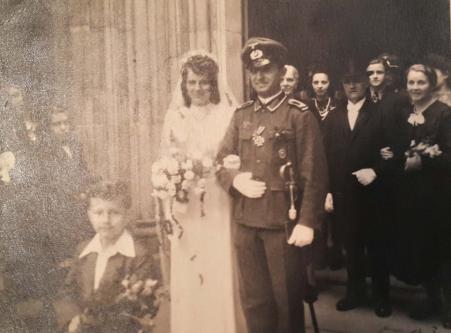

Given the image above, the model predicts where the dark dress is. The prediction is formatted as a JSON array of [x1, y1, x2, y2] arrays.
[[306, 97, 338, 129], [389, 100, 451, 285], [306, 97, 340, 268]]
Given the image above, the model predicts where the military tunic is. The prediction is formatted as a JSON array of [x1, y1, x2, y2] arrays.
[[216, 92, 328, 333], [217, 92, 328, 230]]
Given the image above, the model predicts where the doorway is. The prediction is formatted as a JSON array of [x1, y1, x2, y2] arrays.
[[247, 0, 450, 89]]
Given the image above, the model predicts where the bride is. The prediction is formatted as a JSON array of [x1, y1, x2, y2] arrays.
[[158, 52, 246, 333]]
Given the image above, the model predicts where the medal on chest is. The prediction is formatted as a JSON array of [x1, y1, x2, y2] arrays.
[[252, 125, 265, 147]]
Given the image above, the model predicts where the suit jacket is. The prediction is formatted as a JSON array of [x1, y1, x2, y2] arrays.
[[323, 98, 385, 196], [367, 90, 410, 147], [53, 236, 159, 328]]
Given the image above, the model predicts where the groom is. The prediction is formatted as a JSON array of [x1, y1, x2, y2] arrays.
[[217, 37, 328, 333]]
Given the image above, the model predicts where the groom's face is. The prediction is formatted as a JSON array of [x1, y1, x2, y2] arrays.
[[249, 63, 283, 98]]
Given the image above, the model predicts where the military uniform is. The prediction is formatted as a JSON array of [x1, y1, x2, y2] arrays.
[[217, 90, 328, 333]]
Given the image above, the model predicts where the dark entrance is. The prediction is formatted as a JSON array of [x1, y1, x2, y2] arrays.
[[247, 0, 450, 89]]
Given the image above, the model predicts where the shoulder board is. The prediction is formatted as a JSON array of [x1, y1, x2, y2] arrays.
[[236, 100, 254, 110], [288, 98, 309, 111]]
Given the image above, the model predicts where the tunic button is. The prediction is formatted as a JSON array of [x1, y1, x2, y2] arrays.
[[256, 159, 261, 164]]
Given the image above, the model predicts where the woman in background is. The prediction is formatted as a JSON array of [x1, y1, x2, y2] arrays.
[[305, 66, 342, 271], [383, 64, 451, 327]]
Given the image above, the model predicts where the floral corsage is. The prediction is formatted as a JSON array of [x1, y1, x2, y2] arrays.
[[405, 139, 442, 159]]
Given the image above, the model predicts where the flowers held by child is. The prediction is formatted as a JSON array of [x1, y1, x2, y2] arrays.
[[69, 274, 163, 333]]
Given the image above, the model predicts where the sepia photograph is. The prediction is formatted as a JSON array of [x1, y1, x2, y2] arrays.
[[0, 0, 450, 332]]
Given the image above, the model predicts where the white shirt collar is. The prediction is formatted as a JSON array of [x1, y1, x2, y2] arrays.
[[79, 230, 136, 259], [258, 90, 283, 105], [347, 97, 366, 111]]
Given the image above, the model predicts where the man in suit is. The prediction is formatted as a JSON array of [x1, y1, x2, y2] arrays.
[[323, 62, 391, 317], [217, 37, 328, 333]]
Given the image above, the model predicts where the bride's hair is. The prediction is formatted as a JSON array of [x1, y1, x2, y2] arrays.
[[180, 54, 220, 107]]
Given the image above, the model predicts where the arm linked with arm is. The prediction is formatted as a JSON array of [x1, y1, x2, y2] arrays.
[[215, 111, 241, 195]]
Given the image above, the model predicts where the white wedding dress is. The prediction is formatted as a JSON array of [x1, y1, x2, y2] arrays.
[[160, 102, 246, 333]]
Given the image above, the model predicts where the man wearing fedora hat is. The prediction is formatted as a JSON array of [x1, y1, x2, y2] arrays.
[[217, 37, 328, 333], [323, 60, 391, 317]]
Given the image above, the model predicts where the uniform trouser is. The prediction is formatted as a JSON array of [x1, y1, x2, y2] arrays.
[[234, 223, 306, 333]]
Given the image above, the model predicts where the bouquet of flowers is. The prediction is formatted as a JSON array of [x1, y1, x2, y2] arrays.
[[69, 275, 163, 333], [151, 150, 241, 238], [405, 139, 442, 159], [151, 147, 214, 206], [151, 147, 216, 238]]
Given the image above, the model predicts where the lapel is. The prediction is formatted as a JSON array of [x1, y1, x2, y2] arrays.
[[79, 252, 97, 298], [97, 253, 127, 293], [350, 99, 373, 142], [78, 252, 129, 299], [338, 106, 352, 138]]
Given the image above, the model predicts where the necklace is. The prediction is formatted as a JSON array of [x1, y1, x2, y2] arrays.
[[314, 97, 331, 120]]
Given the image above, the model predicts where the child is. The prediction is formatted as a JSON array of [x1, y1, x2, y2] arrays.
[[54, 180, 160, 332]]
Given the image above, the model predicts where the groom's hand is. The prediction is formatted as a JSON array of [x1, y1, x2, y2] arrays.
[[288, 224, 314, 247], [232, 172, 266, 198]]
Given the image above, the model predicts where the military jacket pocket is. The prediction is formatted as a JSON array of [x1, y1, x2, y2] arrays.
[[238, 128, 253, 168]]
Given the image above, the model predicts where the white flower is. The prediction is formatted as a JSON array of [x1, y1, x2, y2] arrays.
[[424, 144, 442, 158], [194, 187, 206, 196], [121, 277, 131, 289], [197, 178, 207, 189], [145, 279, 158, 289], [166, 158, 180, 175], [166, 182, 176, 196], [202, 157, 213, 169], [416, 142, 428, 152], [171, 175, 182, 184], [181, 179, 192, 190], [151, 173, 169, 188], [184, 170, 195, 180], [151, 161, 163, 174], [181, 159, 193, 170], [152, 190, 168, 200]]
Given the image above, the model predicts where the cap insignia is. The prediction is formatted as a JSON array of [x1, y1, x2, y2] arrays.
[[250, 49, 263, 60]]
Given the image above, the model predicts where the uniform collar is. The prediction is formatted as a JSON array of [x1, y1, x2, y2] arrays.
[[79, 230, 136, 258], [254, 91, 286, 112]]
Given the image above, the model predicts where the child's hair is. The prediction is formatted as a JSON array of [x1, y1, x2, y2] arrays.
[[85, 179, 132, 209]]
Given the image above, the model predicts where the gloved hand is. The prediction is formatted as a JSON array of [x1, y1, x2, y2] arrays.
[[232, 172, 266, 198], [288, 224, 314, 247], [324, 192, 334, 213], [352, 168, 377, 186]]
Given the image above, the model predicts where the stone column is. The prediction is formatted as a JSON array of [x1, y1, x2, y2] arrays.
[[65, 0, 244, 285]]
